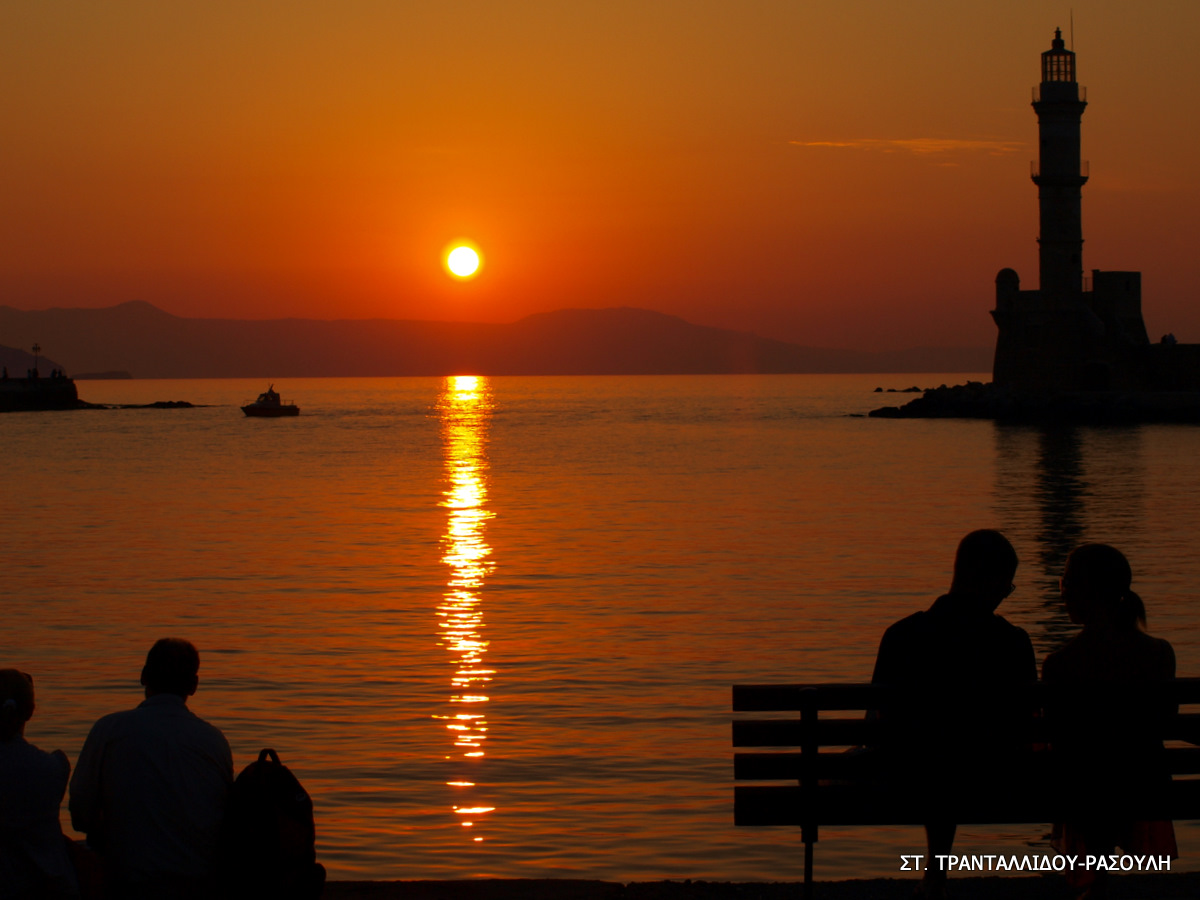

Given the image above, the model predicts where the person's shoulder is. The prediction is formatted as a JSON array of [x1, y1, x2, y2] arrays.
[[182, 706, 232, 753], [50, 747, 69, 775], [189, 709, 229, 738], [989, 612, 1033, 643], [981, 613, 1036, 677], [1042, 640, 1074, 681], [1134, 631, 1176, 678], [84, 705, 141, 737], [1, 739, 70, 783], [1142, 631, 1175, 656], [192, 712, 233, 774], [43, 747, 70, 785], [882, 607, 933, 639]]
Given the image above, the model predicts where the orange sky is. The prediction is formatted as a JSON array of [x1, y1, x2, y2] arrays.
[[3, 1, 1198, 351]]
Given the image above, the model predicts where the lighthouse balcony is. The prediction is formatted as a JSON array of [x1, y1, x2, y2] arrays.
[[1031, 160, 1089, 187], [1032, 84, 1087, 103], [1030, 160, 1089, 179]]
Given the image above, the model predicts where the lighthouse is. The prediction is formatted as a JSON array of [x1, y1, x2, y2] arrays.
[[991, 29, 1152, 395], [1032, 28, 1087, 297], [871, 29, 1200, 417]]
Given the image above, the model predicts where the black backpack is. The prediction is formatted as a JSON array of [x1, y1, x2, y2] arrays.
[[222, 748, 326, 899]]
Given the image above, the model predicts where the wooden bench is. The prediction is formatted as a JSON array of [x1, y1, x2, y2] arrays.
[[733, 679, 1200, 898]]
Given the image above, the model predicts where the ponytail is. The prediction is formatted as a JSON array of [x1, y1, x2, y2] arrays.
[[1118, 588, 1148, 631], [0, 670, 34, 742]]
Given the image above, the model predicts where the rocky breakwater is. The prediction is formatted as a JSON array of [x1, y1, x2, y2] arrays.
[[0, 373, 82, 411], [870, 381, 1200, 423]]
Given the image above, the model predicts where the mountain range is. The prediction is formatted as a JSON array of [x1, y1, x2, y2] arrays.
[[0, 301, 991, 378]]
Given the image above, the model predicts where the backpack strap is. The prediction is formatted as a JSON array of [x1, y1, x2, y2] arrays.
[[258, 748, 281, 765]]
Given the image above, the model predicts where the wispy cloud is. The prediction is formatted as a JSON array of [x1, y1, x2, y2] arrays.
[[792, 138, 1024, 155]]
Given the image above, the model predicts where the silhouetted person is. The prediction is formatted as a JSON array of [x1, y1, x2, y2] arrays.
[[0, 669, 79, 899], [871, 529, 1036, 898], [1043, 544, 1177, 891], [70, 639, 233, 900]]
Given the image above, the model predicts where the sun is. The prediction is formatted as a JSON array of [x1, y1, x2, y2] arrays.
[[445, 243, 482, 280], [448, 247, 478, 277]]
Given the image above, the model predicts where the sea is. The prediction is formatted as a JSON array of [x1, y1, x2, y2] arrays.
[[5, 374, 1199, 881]]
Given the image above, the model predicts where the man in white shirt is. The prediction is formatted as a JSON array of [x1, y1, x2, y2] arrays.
[[70, 639, 233, 899]]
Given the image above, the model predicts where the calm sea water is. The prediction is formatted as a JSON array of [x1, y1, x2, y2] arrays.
[[5, 375, 1200, 881]]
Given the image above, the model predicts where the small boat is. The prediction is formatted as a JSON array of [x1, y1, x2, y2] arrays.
[[242, 385, 299, 417]]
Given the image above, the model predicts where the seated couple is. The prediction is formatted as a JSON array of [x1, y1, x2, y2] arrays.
[[872, 530, 1176, 898], [1, 639, 233, 900]]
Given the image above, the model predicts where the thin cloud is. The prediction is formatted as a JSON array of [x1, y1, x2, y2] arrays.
[[793, 138, 1024, 156]]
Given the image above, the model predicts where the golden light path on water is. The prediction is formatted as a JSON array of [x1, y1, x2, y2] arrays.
[[434, 375, 496, 841]]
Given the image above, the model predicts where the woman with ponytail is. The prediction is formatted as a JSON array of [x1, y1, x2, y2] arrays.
[[1044, 542, 1174, 686], [0, 669, 79, 898], [1043, 544, 1177, 893]]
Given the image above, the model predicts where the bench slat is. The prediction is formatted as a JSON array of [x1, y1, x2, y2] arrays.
[[733, 677, 1200, 712], [733, 718, 877, 748], [736, 784, 1056, 827], [1169, 747, 1200, 774], [734, 751, 870, 781], [735, 780, 1200, 827], [1171, 713, 1200, 744], [733, 684, 883, 712], [734, 746, 1200, 781], [733, 713, 1200, 748]]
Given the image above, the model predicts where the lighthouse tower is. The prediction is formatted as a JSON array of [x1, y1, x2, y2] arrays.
[[991, 30, 1151, 394], [1033, 28, 1087, 297]]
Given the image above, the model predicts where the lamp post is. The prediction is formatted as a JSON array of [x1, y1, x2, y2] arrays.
[[32, 343, 40, 377]]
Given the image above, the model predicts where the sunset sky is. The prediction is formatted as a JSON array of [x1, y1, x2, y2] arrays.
[[3, 1, 1198, 351]]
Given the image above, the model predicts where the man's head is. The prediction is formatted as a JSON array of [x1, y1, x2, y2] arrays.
[[140, 638, 200, 699], [949, 529, 1019, 611]]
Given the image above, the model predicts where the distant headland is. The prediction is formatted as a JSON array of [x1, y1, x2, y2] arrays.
[[0, 302, 988, 379]]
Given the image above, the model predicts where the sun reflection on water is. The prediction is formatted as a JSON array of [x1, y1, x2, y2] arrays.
[[434, 375, 496, 838]]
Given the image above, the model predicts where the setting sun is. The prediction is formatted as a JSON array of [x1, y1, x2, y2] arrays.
[[446, 245, 481, 279]]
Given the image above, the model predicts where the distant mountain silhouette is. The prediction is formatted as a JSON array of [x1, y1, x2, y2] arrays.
[[0, 302, 990, 378]]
